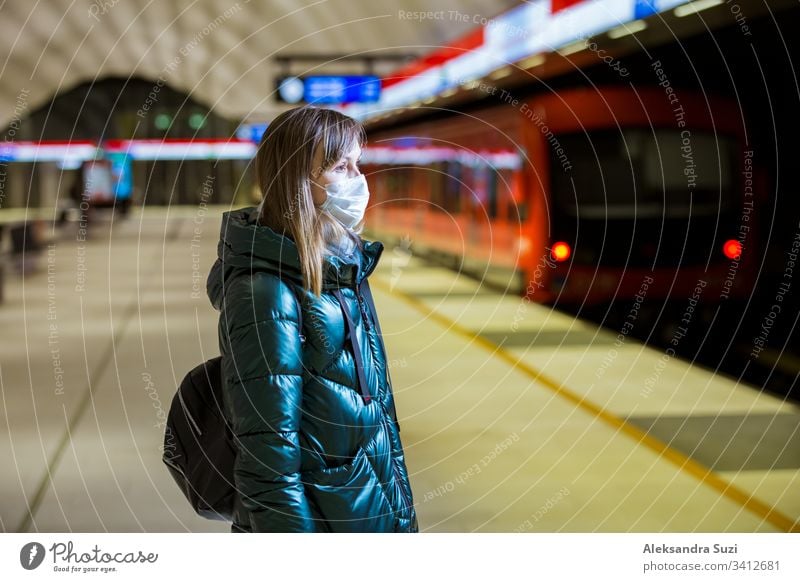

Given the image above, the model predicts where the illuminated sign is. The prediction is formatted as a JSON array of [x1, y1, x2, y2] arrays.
[[82, 160, 114, 202], [1, 141, 520, 169], [634, 0, 689, 18], [362, 146, 522, 169], [276, 75, 381, 104], [108, 152, 132, 200], [551, 0, 587, 13], [341, 0, 698, 121], [0, 139, 258, 164], [105, 139, 257, 160], [0, 141, 98, 163], [236, 123, 269, 143]]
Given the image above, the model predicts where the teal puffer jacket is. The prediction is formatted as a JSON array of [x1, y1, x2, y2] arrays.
[[206, 206, 418, 533]]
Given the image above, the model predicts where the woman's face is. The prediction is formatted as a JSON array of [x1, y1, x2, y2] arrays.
[[309, 142, 363, 206]]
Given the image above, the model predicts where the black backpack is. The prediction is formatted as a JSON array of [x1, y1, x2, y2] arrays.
[[162, 274, 305, 522], [162, 356, 236, 521]]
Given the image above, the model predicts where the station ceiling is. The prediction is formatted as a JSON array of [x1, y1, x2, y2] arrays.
[[0, 0, 519, 129]]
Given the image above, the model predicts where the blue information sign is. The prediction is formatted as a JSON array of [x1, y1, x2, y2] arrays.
[[277, 75, 381, 104], [634, 0, 688, 19], [236, 123, 269, 143], [304, 75, 381, 104], [108, 152, 132, 200], [0, 144, 13, 162]]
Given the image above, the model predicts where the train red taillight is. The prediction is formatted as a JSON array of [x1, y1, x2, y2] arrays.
[[723, 239, 742, 259], [550, 241, 571, 262]]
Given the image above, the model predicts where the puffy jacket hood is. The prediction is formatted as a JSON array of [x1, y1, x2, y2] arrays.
[[207, 206, 383, 310]]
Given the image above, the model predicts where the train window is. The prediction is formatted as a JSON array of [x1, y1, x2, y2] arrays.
[[427, 164, 443, 211], [551, 129, 737, 218], [497, 168, 523, 224], [461, 163, 476, 215], [469, 165, 499, 219], [504, 167, 526, 224], [386, 169, 410, 208], [516, 203, 528, 223], [551, 131, 635, 216], [642, 130, 735, 215], [443, 161, 462, 214], [487, 167, 500, 220]]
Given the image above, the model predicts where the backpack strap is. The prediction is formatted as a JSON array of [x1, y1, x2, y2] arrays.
[[332, 288, 372, 404], [359, 278, 399, 429]]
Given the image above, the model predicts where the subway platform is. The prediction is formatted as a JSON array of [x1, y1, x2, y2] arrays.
[[1, 206, 798, 533]]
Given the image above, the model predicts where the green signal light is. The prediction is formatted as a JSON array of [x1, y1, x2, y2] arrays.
[[189, 113, 206, 129], [155, 113, 172, 130]]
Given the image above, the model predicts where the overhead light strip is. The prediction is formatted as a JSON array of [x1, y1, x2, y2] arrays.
[[607, 19, 648, 40], [674, 0, 724, 18]]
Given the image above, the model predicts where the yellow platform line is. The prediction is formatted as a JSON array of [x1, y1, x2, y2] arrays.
[[371, 275, 800, 533]]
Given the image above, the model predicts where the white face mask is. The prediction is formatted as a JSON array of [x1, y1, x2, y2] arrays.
[[319, 173, 370, 229]]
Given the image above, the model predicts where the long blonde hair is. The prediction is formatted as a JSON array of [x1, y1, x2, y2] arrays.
[[254, 106, 367, 297]]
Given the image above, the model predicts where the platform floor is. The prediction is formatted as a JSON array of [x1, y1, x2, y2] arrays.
[[1, 206, 798, 533]]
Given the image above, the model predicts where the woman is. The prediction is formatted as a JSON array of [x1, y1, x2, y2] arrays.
[[206, 106, 419, 533]]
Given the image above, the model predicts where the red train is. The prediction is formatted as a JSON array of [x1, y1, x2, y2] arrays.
[[362, 85, 762, 311]]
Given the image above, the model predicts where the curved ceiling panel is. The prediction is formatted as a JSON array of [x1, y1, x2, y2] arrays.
[[0, 0, 519, 128]]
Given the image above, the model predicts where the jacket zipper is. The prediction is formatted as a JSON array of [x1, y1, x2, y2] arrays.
[[392, 456, 412, 512], [382, 411, 412, 513], [356, 277, 413, 515], [354, 282, 372, 332]]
